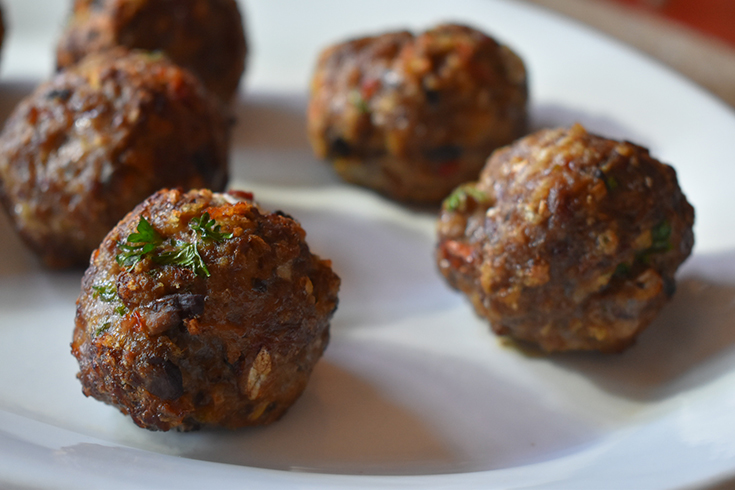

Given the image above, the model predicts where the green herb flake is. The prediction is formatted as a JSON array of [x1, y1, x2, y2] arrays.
[[141, 51, 166, 62], [650, 220, 673, 252], [190, 212, 233, 242], [94, 322, 111, 336], [443, 185, 490, 212], [154, 240, 210, 278], [634, 220, 674, 266], [116, 213, 233, 278], [116, 217, 163, 267], [348, 90, 369, 114], [606, 176, 619, 191], [115, 305, 129, 316], [92, 284, 117, 302], [614, 262, 631, 277]]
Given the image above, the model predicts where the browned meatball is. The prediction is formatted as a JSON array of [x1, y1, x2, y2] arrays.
[[72, 188, 340, 431], [0, 49, 230, 269], [56, 0, 247, 102], [308, 23, 528, 203], [437, 124, 694, 352]]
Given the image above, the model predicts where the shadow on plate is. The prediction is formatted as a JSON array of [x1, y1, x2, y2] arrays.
[[547, 250, 735, 402], [231, 93, 310, 150], [135, 340, 600, 475], [227, 93, 342, 188], [0, 195, 88, 302], [693, 473, 735, 490], [45, 361, 455, 476], [0, 206, 41, 277], [275, 204, 457, 328], [166, 357, 458, 475]]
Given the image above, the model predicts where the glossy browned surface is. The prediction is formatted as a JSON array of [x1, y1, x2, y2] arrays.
[[56, 0, 247, 101], [0, 49, 230, 268], [437, 124, 694, 352], [72, 189, 340, 431], [308, 23, 527, 203]]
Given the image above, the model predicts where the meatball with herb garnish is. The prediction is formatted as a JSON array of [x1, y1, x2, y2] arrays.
[[437, 124, 694, 353], [307, 23, 528, 203], [56, 0, 248, 102], [72, 188, 340, 431], [0, 49, 230, 268]]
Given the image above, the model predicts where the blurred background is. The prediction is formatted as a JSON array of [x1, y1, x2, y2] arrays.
[[610, 0, 734, 47], [525, 0, 735, 108], [1, 0, 733, 108]]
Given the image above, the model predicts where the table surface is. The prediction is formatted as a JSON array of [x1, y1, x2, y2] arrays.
[[524, 0, 735, 110]]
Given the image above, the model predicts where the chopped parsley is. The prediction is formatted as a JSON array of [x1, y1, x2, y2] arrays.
[[614, 220, 674, 277], [91, 283, 128, 318], [92, 284, 117, 302], [596, 168, 620, 192], [116, 217, 163, 267], [154, 240, 210, 277], [348, 90, 369, 114], [116, 212, 233, 278], [141, 51, 166, 62], [613, 262, 631, 277], [443, 184, 491, 212], [190, 212, 233, 242], [650, 220, 673, 253], [95, 322, 112, 336]]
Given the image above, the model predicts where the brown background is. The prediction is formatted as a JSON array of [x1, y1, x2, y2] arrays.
[[524, 0, 735, 109]]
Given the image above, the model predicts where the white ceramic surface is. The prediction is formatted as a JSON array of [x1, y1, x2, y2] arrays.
[[1, 0, 735, 488]]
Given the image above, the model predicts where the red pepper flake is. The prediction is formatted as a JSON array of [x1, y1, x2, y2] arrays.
[[185, 317, 202, 336], [227, 190, 255, 202], [456, 41, 474, 63], [207, 202, 252, 221], [27, 107, 39, 125], [360, 78, 381, 100], [168, 71, 191, 99], [442, 240, 476, 268]]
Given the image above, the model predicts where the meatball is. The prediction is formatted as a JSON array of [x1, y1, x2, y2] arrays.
[[436, 124, 694, 352], [56, 0, 247, 102], [72, 188, 340, 431], [0, 49, 230, 268], [308, 23, 528, 203]]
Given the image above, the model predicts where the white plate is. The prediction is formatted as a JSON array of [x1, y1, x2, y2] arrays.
[[2, 0, 735, 488]]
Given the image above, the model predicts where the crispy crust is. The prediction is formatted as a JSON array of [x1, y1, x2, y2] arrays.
[[437, 124, 695, 352], [72, 188, 340, 431]]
